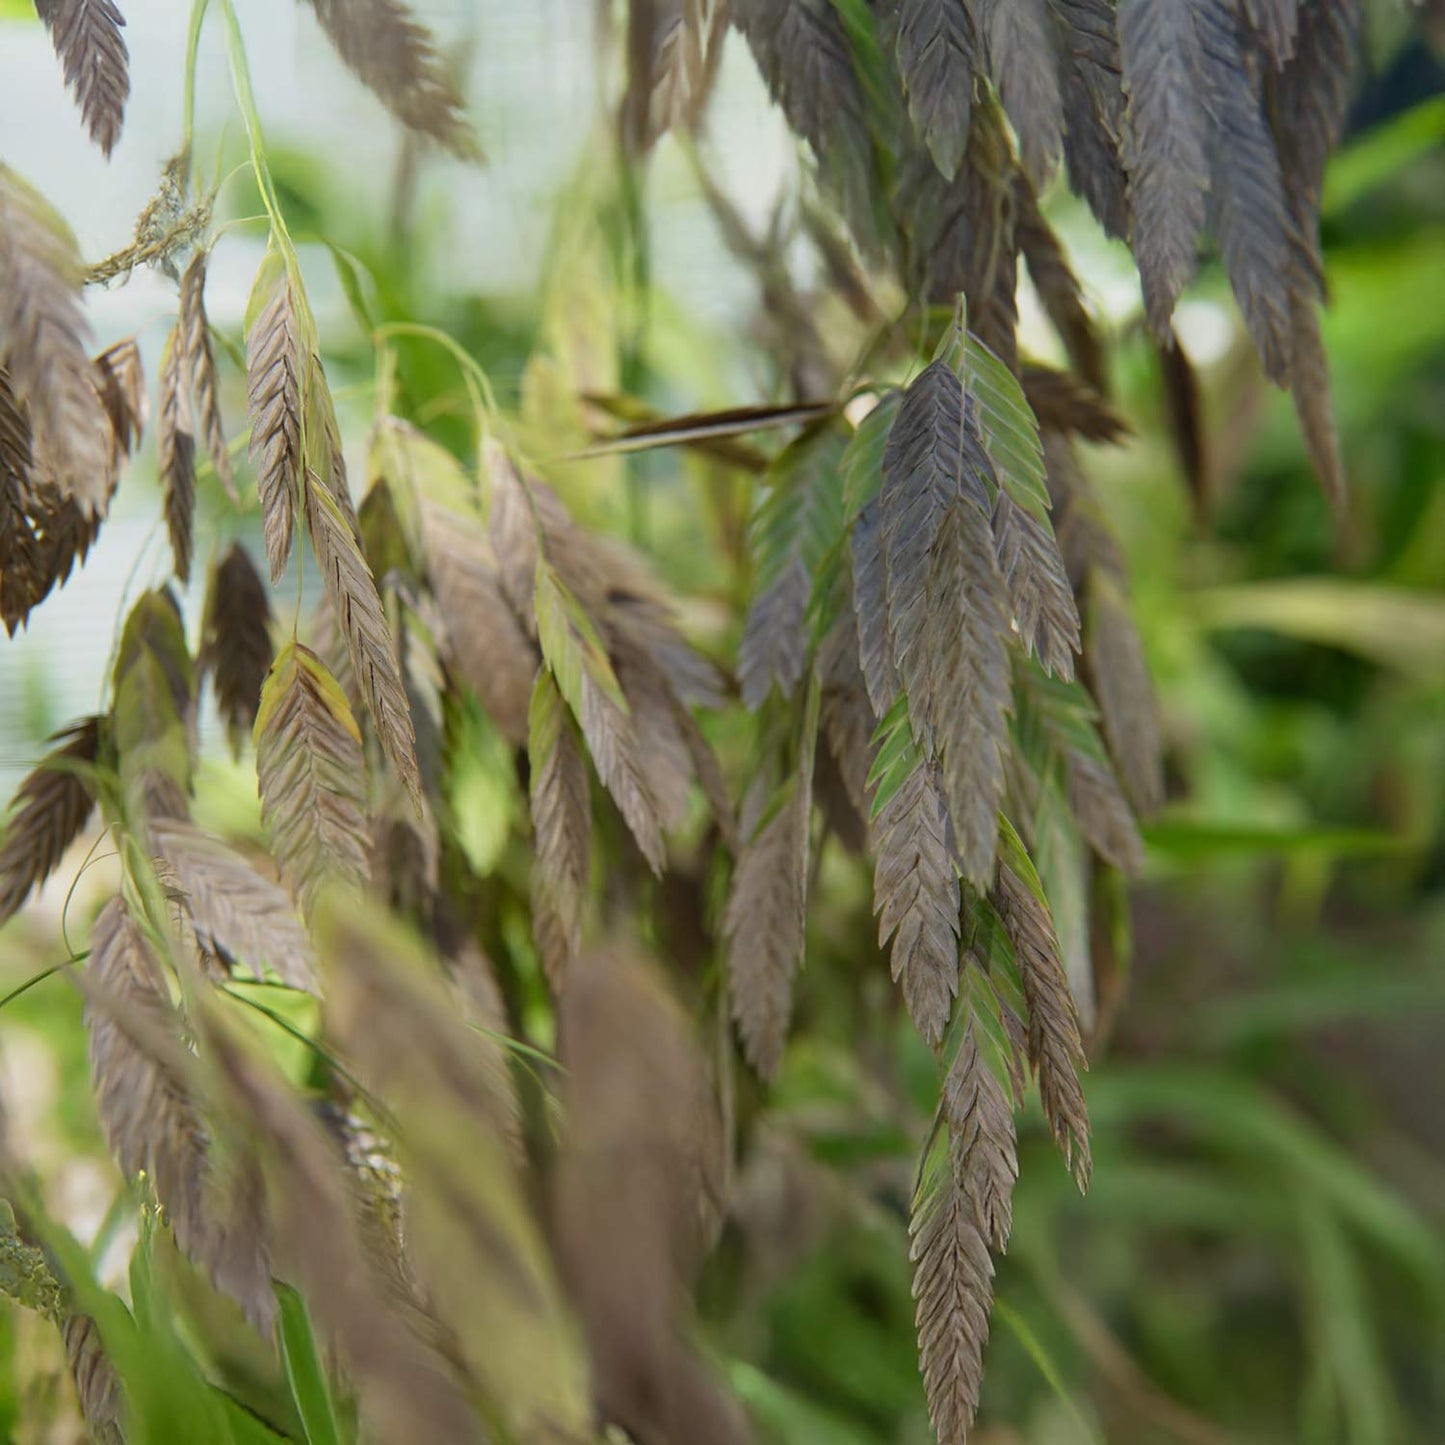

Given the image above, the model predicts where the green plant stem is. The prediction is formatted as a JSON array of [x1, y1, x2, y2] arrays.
[[88, 1187, 134, 1270], [181, 0, 212, 193], [212, 0, 292, 251], [615, 151, 652, 549], [371, 322, 556, 542], [0, 960, 82, 1013], [994, 1297, 1104, 1444], [372, 321, 500, 427], [61, 828, 118, 962], [219, 985, 382, 1118]]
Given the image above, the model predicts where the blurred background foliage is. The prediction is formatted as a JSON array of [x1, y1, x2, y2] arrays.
[[1, 1, 1444, 1442]]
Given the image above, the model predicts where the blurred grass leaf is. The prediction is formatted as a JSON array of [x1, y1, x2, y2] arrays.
[[726, 1358, 877, 1445], [1297, 1200, 1399, 1445], [1088, 1068, 1445, 1293], [1324, 96, 1445, 217], [1193, 581, 1445, 678], [993, 1298, 1103, 1444], [1142, 815, 1409, 866], [1202, 959, 1445, 1045]]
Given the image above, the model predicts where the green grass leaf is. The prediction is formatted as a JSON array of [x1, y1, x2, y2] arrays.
[[277, 1284, 344, 1445]]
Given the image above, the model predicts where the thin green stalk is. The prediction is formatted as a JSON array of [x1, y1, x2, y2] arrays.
[[97, 519, 169, 720], [462, 1020, 558, 1070], [461, 1021, 555, 1106], [373, 341, 400, 420], [994, 1298, 1104, 1444], [211, 210, 270, 240], [371, 322, 554, 543], [181, 0, 212, 193], [0, 961, 81, 1013], [88, 1186, 134, 1270], [219, 984, 383, 1119], [373, 321, 500, 426], [212, 0, 292, 250], [61, 828, 118, 962], [615, 151, 653, 548]]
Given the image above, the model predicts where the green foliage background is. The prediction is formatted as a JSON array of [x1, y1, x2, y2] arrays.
[[1, 3, 1444, 1443]]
